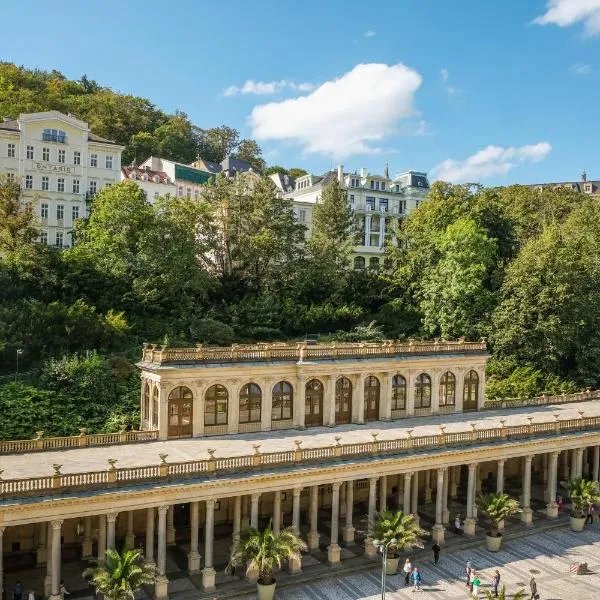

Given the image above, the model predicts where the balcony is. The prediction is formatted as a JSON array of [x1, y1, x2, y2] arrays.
[[42, 132, 66, 143]]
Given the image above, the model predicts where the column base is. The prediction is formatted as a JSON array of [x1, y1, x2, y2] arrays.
[[497, 519, 505, 532], [44, 576, 52, 597], [201, 567, 216, 592], [442, 509, 450, 525], [166, 528, 176, 545], [521, 507, 533, 525], [81, 540, 93, 560], [49, 595, 62, 600], [307, 531, 320, 551], [187, 551, 201, 574], [343, 526, 355, 544], [546, 502, 559, 519], [125, 533, 135, 550], [364, 537, 377, 557], [327, 543, 341, 564], [432, 524, 445, 544], [464, 517, 476, 536], [154, 575, 169, 600], [36, 546, 47, 565], [288, 555, 302, 574]]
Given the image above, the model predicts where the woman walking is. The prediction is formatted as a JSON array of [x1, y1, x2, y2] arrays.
[[403, 558, 413, 586]]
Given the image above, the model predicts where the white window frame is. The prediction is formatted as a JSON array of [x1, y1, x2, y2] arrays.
[[25, 175, 33, 189], [74, 151, 81, 165], [41, 203, 49, 219], [72, 205, 79, 221], [7, 143, 15, 158], [56, 204, 64, 220], [55, 231, 64, 247], [57, 178, 65, 192], [41, 176, 49, 191], [42, 147, 50, 161], [90, 153, 98, 167], [26, 145, 34, 160], [73, 179, 80, 194], [105, 155, 113, 169], [58, 149, 66, 164]]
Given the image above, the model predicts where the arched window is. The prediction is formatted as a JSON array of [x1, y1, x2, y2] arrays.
[[364, 375, 380, 421], [415, 373, 431, 409], [239, 383, 262, 424], [152, 387, 159, 428], [369, 257, 380, 270], [354, 256, 365, 270], [168, 386, 193, 438], [272, 381, 293, 421], [335, 377, 353, 424], [205, 384, 228, 425], [463, 370, 479, 411], [305, 379, 324, 427], [143, 382, 150, 422], [440, 371, 456, 406], [392, 375, 406, 410]]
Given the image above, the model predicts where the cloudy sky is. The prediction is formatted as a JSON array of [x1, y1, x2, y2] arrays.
[[1, 0, 599, 184]]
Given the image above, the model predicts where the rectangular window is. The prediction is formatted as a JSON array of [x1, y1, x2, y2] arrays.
[[379, 198, 388, 212], [25, 175, 33, 189], [89, 180, 97, 195], [6, 172, 15, 182], [105, 155, 113, 169], [298, 209, 306, 223], [55, 231, 63, 247], [366, 196, 376, 210], [154, 192, 159, 200], [370, 180, 375, 189], [42, 147, 50, 161], [56, 204, 64, 220], [349, 194, 355, 203], [90, 154, 98, 167], [74, 151, 81, 165], [26, 145, 34, 160], [178, 186, 183, 197], [72, 205, 79, 221], [41, 176, 49, 191], [57, 178, 65, 192], [399, 199, 407, 213], [58, 149, 66, 164], [7, 143, 15, 158], [40, 231, 48, 245], [72, 179, 80, 194], [186, 187, 192, 198], [41, 203, 48, 219]]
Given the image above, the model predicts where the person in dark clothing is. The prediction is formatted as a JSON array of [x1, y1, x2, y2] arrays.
[[431, 543, 440, 564], [14, 582, 23, 600], [585, 503, 594, 524], [529, 576, 538, 600], [492, 569, 501, 597]]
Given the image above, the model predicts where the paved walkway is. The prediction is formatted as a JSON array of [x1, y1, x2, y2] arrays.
[[2, 400, 599, 478]]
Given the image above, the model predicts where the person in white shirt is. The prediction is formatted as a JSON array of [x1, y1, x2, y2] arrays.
[[403, 558, 413, 586]]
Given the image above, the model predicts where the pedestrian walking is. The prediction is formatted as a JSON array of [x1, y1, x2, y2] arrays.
[[468, 569, 476, 593], [13, 581, 23, 600], [59, 581, 69, 600], [492, 569, 500, 597], [472, 574, 480, 597], [431, 543, 440, 564], [454, 515, 463, 535], [403, 558, 413, 586], [411, 567, 422, 592], [585, 503, 594, 525], [529, 576, 538, 600], [27, 591, 35, 600], [465, 561, 472, 587]]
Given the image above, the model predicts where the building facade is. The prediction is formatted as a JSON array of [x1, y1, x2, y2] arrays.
[[528, 171, 600, 198], [138, 157, 212, 201], [286, 165, 430, 269], [121, 165, 177, 204], [0, 111, 124, 247]]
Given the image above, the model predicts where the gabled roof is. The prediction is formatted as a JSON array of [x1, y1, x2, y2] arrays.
[[269, 172, 296, 193], [221, 156, 252, 174], [122, 165, 174, 185]]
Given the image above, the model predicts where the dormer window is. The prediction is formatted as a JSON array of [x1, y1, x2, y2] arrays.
[[129, 172, 137, 180], [584, 183, 592, 193]]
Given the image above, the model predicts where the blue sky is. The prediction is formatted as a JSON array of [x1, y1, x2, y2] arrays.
[[1, 0, 599, 185]]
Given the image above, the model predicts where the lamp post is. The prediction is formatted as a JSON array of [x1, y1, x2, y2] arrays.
[[15, 348, 23, 382], [373, 537, 397, 600]]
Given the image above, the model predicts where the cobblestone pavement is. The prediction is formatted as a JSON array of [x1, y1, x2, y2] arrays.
[[3, 400, 599, 478], [274, 527, 600, 600]]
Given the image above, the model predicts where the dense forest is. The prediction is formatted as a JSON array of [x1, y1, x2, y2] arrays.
[[1, 64, 598, 439]]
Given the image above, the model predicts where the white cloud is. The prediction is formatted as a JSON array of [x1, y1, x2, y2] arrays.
[[440, 68, 449, 82], [223, 80, 314, 97], [249, 63, 422, 158], [533, 0, 600, 36], [570, 62, 593, 74], [432, 142, 552, 183], [439, 68, 464, 96], [363, 30, 376, 37]]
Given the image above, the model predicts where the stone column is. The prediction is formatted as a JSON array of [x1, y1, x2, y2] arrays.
[[308, 486, 320, 550], [465, 464, 477, 536], [562, 450, 570, 480], [432, 468, 446, 544], [575, 448, 584, 479], [227, 381, 241, 434], [125, 511, 135, 550], [167, 506, 176, 545], [442, 468, 450, 524], [81, 517, 93, 560], [44, 522, 52, 597], [36, 522, 47, 565], [0, 527, 5, 600], [365, 476, 378, 557], [424, 470, 432, 503], [202, 500, 216, 592], [411, 472, 420, 525], [324, 376, 336, 426], [406, 371, 416, 416], [49, 519, 63, 600], [97, 515, 107, 562], [522, 455, 533, 524], [382, 373, 393, 420], [431, 372, 441, 415], [188, 501, 201, 573], [260, 379, 273, 431], [594, 446, 600, 482], [273, 491, 282, 535], [344, 480, 355, 544], [145, 508, 155, 565], [496, 459, 506, 531], [250, 493, 260, 529], [295, 375, 306, 429], [547, 451, 559, 518], [289, 487, 303, 574], [403, 473, 412, 515], [155, 506, 168, 600], [328, 482, 342, 563], [570, 449, 578, 479], [355, 374, 366, 424], [157, 383, 169, 440], [106, 513, 118, 550], [379, 476, 388, 513], [233, 496, 242, 545], [450, 466, 458, 498]]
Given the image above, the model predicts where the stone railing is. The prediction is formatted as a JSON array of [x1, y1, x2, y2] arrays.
[[140, 339, 488, 365], [2, 413, 599, 500], [484, 389, 599, 410], [0, 429, 159, 455]]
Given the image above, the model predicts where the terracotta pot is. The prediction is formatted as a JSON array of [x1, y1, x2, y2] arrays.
[[385, 556, 400, 575], [570, 516, 586, 532], [257, 580, 277, 600], [485, 533, 502, 552]]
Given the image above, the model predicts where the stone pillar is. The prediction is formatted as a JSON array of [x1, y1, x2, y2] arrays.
[[227, 381, 241, 434], [167, 506, 176, 545], [261, 379, 273, 431], [49, 519, 63, 600], [233, 496, 242, 545], [431, 372, 441, 415], [562, 450, 570, 480], [188, 501, 201, 573], [125, 511, 135, 550], [365, 476, 378, 557], [497, 459, 505, 494], [44, 522, 52, 597], [273, 491, 282, 535], [382, 373, 393, 421], [424, 470, 432, 503], [97, 515, 106, 562], [355, 374, 366, 424], [0, 527, 5, 600], [308, 486, 320, 550], [432, 468, 446, 544], [547, 451, 559, 519], [145, 508, 155, 565], [36, 522, 47, 565], [575, 448, 584, 479], [157, 383, 169, 440], [295, 375, 306, 429], [403, 473, 412, 515], [328, 482, 342, 564], [106, 513, 118, 551], [522, 455, 533, 524], [344, 480, 355, 544], [465, 464, 477, 536], [324, 376, 336, 426], [571, 449, 578, 479], [411, 471, 420, 526], [155, 506, 169, 600], [202, 500, 216, 592], [379, 476, 388, 513], [450, 466, 458, 498], [250, 493, 260, 529], [442, 468, 450, 524], [406, 371, 416, 416], [594, 446, 600, 482], [455, 369, 465, 413], [289, 488, 303, 574]]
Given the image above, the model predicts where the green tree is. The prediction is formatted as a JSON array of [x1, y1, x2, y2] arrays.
[[235, 139, 266, 172], [0, 175, 39, 253], [566, 478, 600, 518], [372, 510, 424, 558], [287, 168, 308, 179], [197, 125, 240, 163], [264, 165, 288, 176], [478, 493, 520, 537]]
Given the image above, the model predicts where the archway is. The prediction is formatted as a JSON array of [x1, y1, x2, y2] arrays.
[[168, 386, 193, 438], [463, 370, 479, 411], [364, 376, 380, 421], [305, 379, 324, 427], [335, 377, 352, 424]]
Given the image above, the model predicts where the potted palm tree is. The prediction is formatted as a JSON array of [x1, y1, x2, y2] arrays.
[[478, 492, 520, 551], [229, 522, 307, 600], [83, 549, 155, 600], [566, 477, 600, 532], [372, 510, 425, 575], [484, 585, 526, 600]]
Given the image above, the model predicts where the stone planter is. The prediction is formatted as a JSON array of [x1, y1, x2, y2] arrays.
[[385, 556, 400, 575], [485, 533, 503, 552], [570, 515, 586, 532], [257, 580, 277, 600]]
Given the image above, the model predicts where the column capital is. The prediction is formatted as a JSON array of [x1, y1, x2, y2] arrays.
[[468, 463, 477, 473], [51, 519, 64, 530], [404, 472, 412, 481], [206, 498, 216, 509], [437, 466, 447, 474], [157, 505, 169, 515], [106, 512, 118, 523], [250, 492, 261, 502], [524, 455, 533, 465], [550, 450, 560, 459], [497, 458, 506, 466], [292, 487, 303, 497], [369, 476, 379, 486], [332, 481, 342, 491], [0, 526, 5, 535]]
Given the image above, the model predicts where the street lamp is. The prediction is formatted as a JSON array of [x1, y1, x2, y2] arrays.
[[373, 537, 397, 600], [15, 348, 23, 382]]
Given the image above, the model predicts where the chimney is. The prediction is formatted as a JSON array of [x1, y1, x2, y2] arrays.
[[384, 163, 389, 179], [337, 164, 344, 183], [582, 170, 587, 182], [360, 167, 367, 178]]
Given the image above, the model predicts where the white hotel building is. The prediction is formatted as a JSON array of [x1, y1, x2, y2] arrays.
[[0, 111, 124, 247]]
